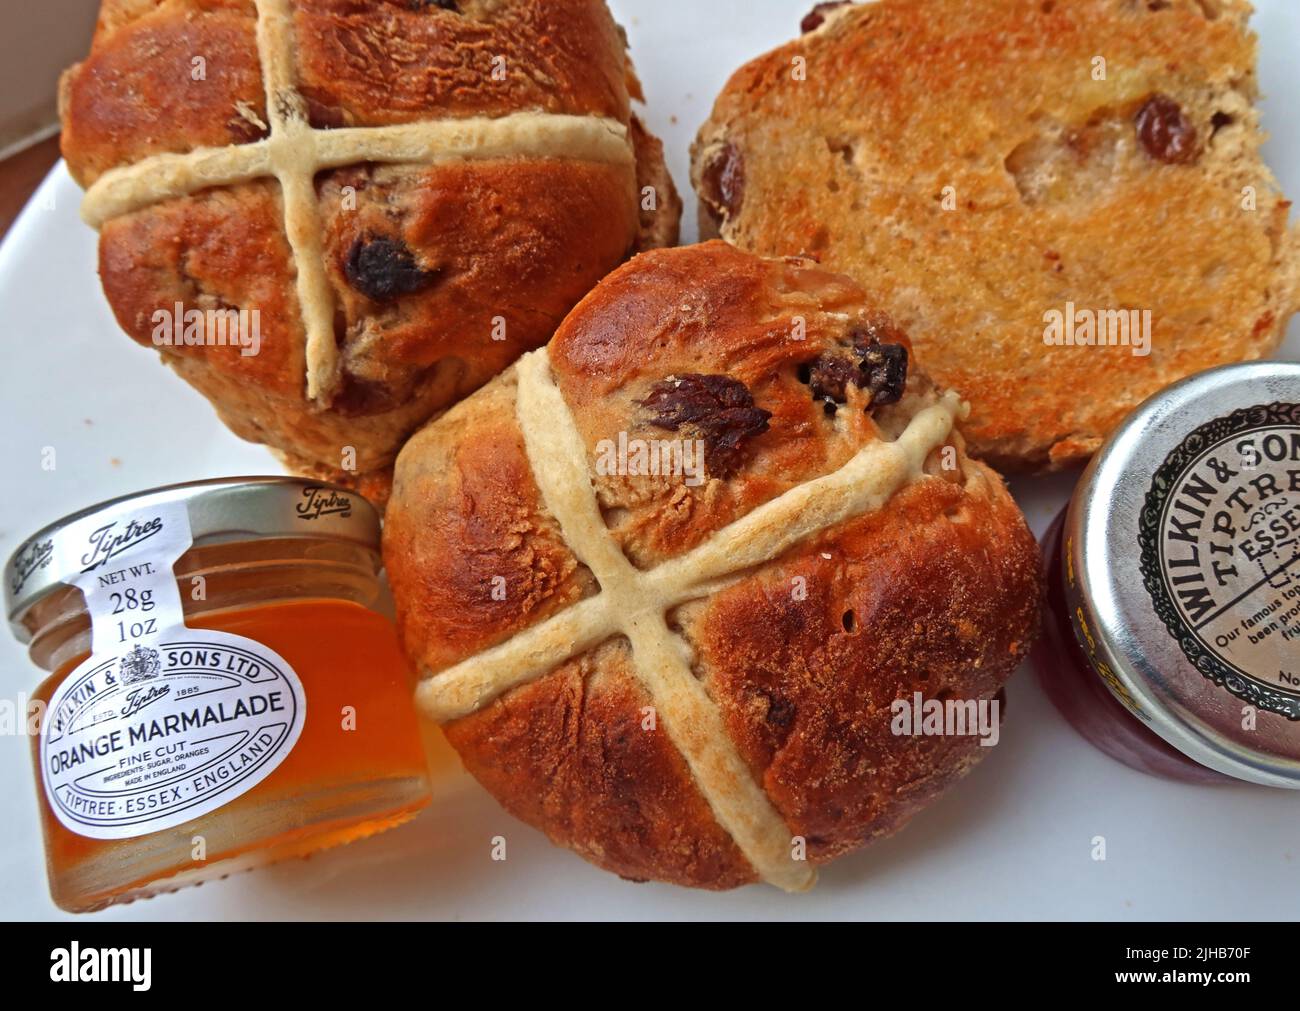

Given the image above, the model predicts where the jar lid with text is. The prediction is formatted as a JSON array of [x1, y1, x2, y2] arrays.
[[1065, 362, 1300, 787], [5, 477, 380, 642]]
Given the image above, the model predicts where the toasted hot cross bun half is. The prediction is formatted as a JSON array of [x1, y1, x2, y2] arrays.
[[60, 0, 681, 506], [693, 0, 1299, 472], [384, 242, 1042, 890]]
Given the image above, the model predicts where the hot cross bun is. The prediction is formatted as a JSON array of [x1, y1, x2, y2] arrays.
[[61, 0, 680, 505], [385, 242, 1042, 889]]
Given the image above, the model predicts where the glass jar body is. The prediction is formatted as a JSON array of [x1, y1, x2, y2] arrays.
[[1030, 510, 1229, 785], [20, 537, 430, 912]]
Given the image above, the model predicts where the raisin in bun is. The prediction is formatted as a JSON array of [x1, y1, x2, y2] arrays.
[[692, 0, 1299, 471], [384, 242, 1041, 890], [61, 0, 681, 505]]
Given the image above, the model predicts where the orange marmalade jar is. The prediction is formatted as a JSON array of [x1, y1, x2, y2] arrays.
[[4, 478, 430, 912]]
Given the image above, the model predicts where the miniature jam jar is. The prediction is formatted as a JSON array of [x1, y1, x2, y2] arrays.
[[1032, 362, 1300, 787], [5, 478, 430, 912]]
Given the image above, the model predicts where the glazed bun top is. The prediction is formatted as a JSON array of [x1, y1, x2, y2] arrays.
[[390, 241, 975, 680], [546, 241, 949, 568], [60, 0, 679, 499], [62, 0, 637, 188], [384, 242, 1042, 890]]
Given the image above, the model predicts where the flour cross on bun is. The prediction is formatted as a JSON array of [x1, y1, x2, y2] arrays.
[[386, 243, 1042, 891], [77, 0, 637, 405], [414, 344, 963, 890]]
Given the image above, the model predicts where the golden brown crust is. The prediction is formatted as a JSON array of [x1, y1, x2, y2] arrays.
[[384, 370, 598, 675], [630, 115, 682, 251], [60, 1, 267, 188], [97, 180, 303, 398], [63, 0, 680, 499], [443, 641, 756, 888], [683, 468, 1039, 862], [550, 242, 922, 567], [292, 0, 632, 127], [692, 0, 1299, 471], [386, 242, 1042, 889]]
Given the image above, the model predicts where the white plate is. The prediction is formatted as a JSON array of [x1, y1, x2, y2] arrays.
[[1, 0, 1298, 922]]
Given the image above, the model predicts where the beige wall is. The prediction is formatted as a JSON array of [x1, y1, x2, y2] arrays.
[[0, 0, 98, 156]]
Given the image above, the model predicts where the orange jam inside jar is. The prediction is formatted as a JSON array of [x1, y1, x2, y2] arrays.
[[6, 478, 431, 912]]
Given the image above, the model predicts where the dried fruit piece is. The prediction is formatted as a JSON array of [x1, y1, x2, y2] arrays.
[[343, 236, 440, 302], [699, 143, 745, 225], [640, 373, 771, 477], [1135, 94, 1199, 165], [806, 352, 859, 413], [850, 312, 910, 407], [858, 341, 909, 407], [801, 1, 851, 33], [800, 312, 911, 415]]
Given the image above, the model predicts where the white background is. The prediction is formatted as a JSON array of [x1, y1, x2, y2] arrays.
[[1, 0, 1298, 921]]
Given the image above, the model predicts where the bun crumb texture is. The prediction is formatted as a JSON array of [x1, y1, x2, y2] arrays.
[[693, 0, 1299, 471]]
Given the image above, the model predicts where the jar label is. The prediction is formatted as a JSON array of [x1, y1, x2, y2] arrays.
[[1139, 403, 1300, 721], [39, 500, 306, 839]]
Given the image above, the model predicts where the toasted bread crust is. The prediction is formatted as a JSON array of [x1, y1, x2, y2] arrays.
[[386, 243, 1042, 887], [693, 0, 1299, 470], [62, 0, 680, 502]]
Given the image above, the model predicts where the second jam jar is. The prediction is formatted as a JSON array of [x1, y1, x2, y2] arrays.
[[5, 477, 431, 912], [1033, 362, 1300, 787]]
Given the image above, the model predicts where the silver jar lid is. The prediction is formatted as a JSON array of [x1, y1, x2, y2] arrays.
[[1064, 362, 1300, 787], [5, 477, 380, 642]]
